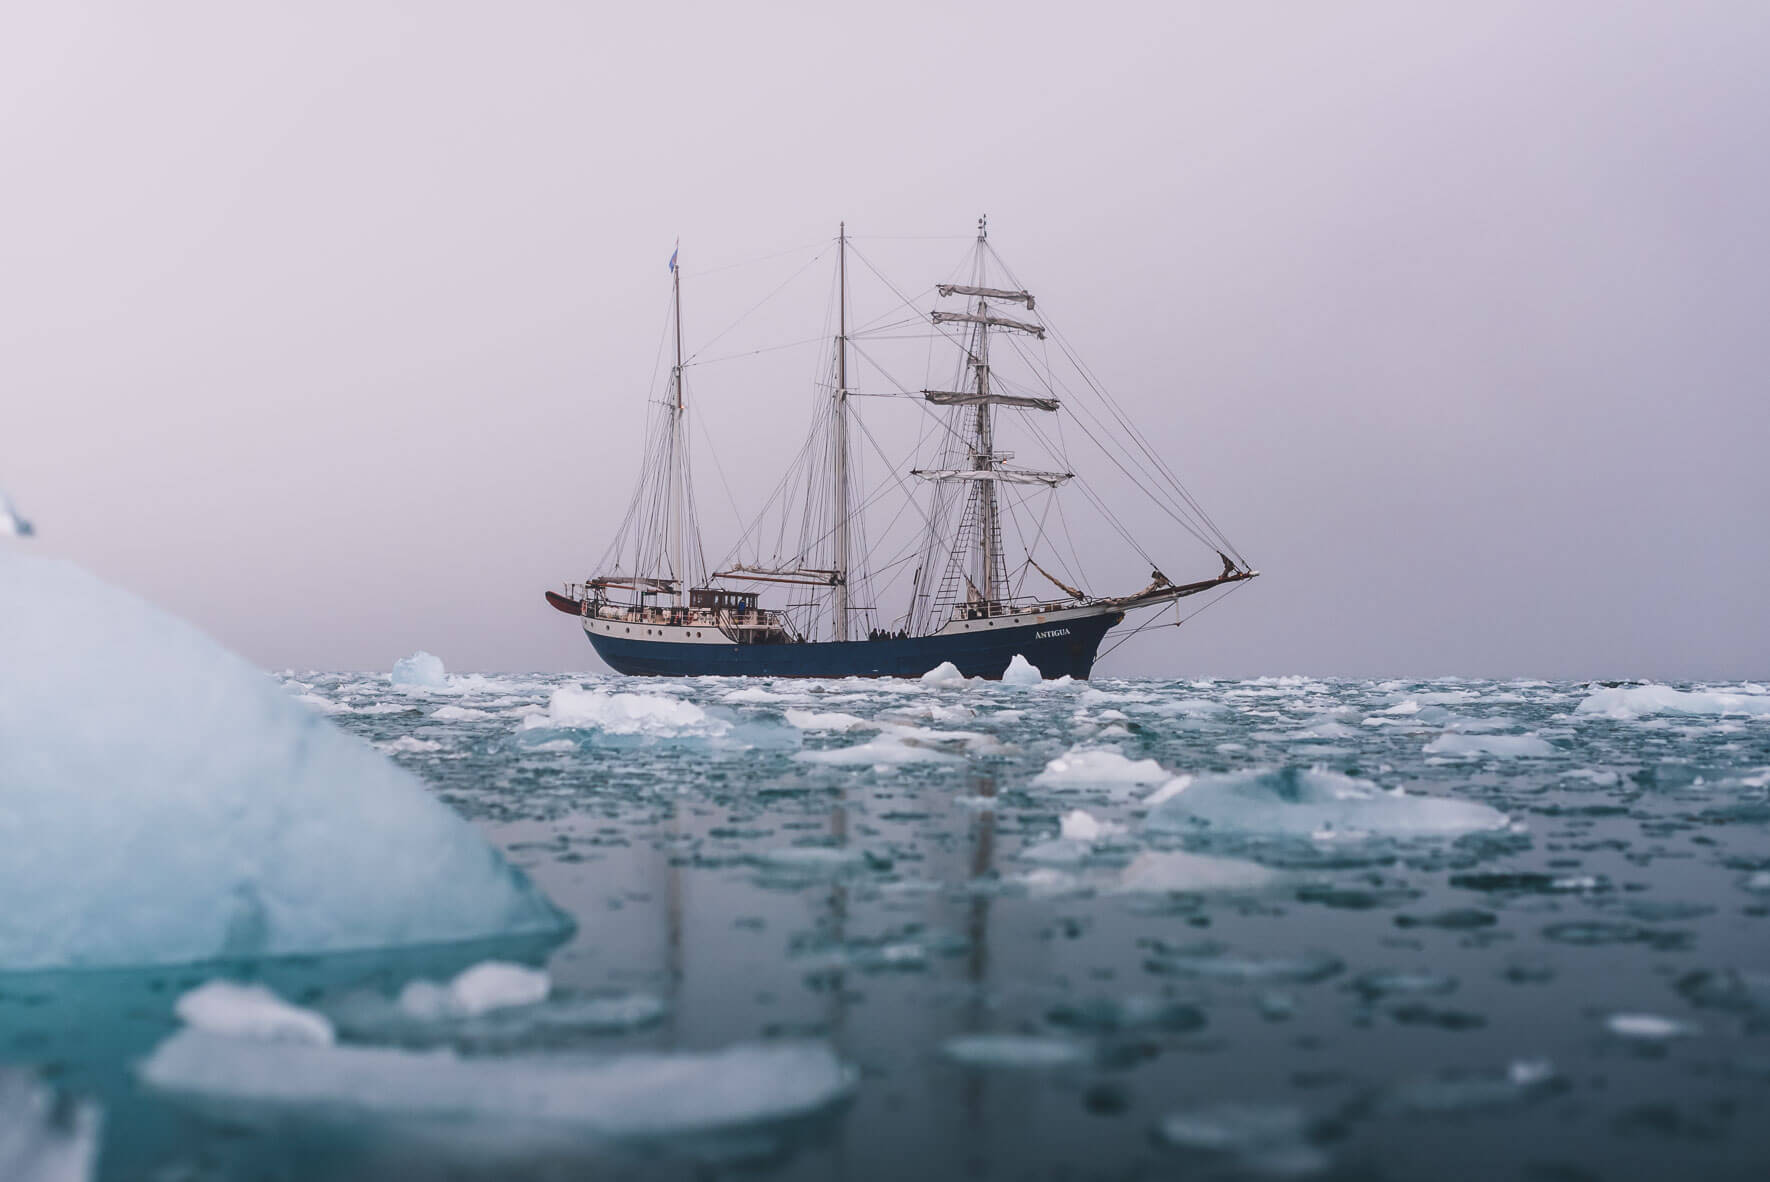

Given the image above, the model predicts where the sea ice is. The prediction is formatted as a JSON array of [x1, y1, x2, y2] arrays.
[[0, 548, 567, 970], [1575, 684, 1770, 720], [1001, 654, 1043, 686], [1423, 732, 1556, 758], [1143, 767, 1509, 838], [175, 981, 335, 1045], [783, 709, 878, 733], [920, 661, 968, 686], [398, 961, 551, 1021], [795, 733, 963, 766], [0, 1070, 98, 1182], [1117, 851, 1283, 893], [1031, 747, 1170, 789], [1605, 1012, 1700, 1040], [390, 651, 448, 688], [940, 1034, 1087, 1069], [140, 1030, 855, 1138], [522, 686, 731, 740]]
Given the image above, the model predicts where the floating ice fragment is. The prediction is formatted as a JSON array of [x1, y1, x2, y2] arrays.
[[1059, 809, 1123, 842], [1605, 1012, 1699, 1040], [523, 686, 731, 740], [1388, 1061, 1562, 1113], [174, 982, 335, 1045], [0, 549, 567, 970], [1001, 654, 1043, 686], [783, 709, 877, 733], [1032, 747, 1169, 789], [795, 733, 962, 766], [1576, 684, 1770, 720], [1157, 1103, 1328, 1177], [1142, 775, 1194, 807], [390, 651, 448, 688], [920, 661, 967, 686], [1144, 767, 1508, 838], [941, 1034, 1087, 1069], [379, 735, 444, 754], [399, 961, 550, 1021], [0, 1070, 98, 1182], [140, 1031, 855, 1138], [431, 704, 494, 722], [1117, 851, 1283, 893], [1423, 732, 1556, 758]]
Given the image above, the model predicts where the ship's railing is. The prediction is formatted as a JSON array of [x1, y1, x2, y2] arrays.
[[947, 596, 1077, 624]]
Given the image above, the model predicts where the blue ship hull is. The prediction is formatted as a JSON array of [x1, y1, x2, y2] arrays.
[[584, 610, 1124, 679]]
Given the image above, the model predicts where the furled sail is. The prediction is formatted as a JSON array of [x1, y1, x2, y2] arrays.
[[930, 310, 1045, 339], [922, 390, 1059, 412], [910, 467, 1073, 487], [935, 284, 1035, 309]]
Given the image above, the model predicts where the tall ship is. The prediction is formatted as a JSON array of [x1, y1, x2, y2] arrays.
[[546, 220, 1256, 679]]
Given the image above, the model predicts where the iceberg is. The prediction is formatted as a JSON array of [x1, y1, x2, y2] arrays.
[[0, 548, 568, 971], [1001, 654, 1043, 686], [390, 650, 448, 688], [1144, 767, 1509, 838]]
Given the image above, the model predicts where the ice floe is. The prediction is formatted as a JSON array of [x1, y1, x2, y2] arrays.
[[784, 709, 878, 732], [0, 549, 567, 970], [140, 1030, 855, 1138], [1576, 684, 1770, 720], [398, 961, 551, 1021], [941, 1034, 1088, 1069], [1031, 747, 1169, 789], [523, 686, 732, 740], [1143, 766, 1509, 838], [1001, 654, 1044, 686], [175, 981, 336, 1045], [1423, 732, 1557, 758], [1605, 1012, 1700, 1040], [1117, 851, 1283, 893]]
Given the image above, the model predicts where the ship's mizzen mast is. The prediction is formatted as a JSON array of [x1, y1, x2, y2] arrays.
[[832, 223, 851, 641]]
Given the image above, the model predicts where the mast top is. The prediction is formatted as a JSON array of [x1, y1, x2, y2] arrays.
[[977, 214, 988, 241]]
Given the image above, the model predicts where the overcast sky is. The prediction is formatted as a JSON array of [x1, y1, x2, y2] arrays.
[[4, 1, 1766, 679]]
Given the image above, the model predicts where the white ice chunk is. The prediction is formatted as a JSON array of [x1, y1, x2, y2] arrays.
[[1059, 809, 1124, 842], [1576, 684, 1770, 720], [1423, 733, 1556, 758], [140, 1031, 854, 1137], [0, 549, 566, 970], [1605, 1013, 1700, 1040], [1031, 747, 1169, 788], [783, 709, 878, 733], [174, 982, 335, 1045], [1142, 775, 1194, 807], [1117, 850, 1283, 893], [0, 1070, 99, 1182], [941, 1034, 1087, 1069], [1001, 654, 1043, 686], [1144, 766, 1509, 838], [522, 686, 730, 739], [920, 661, 967, 686], [795, 732, 963, 766], [390, 651, 448, 689], [398, 961, 551, 1021]]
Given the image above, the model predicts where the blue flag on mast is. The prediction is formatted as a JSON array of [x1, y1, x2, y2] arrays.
[[668, 241, 678, 273]]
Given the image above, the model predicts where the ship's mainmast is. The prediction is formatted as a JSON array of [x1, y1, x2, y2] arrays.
[[833, 224, 851, 641], [971, 216, 998, 605]]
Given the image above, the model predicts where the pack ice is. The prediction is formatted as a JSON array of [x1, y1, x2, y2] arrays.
[[0, 549, 568, 971]]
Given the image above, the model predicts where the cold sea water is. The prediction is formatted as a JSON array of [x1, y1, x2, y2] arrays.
[[12, 669, 1770, 1181]]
